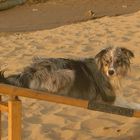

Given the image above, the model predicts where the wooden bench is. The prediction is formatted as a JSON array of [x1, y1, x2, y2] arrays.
[[0, 84, 140, 140]]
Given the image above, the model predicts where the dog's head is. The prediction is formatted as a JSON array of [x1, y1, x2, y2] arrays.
[[95, 46, 134, 78]]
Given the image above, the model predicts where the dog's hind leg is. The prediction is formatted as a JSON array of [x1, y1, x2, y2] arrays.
[[114, 95, 140, 110]]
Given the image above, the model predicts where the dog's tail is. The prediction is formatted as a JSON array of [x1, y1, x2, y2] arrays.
[[0, 70, 9, 84], [0, 70, 23, 87]]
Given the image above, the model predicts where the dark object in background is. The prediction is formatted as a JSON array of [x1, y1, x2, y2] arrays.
[[0, 0, 26, 11]]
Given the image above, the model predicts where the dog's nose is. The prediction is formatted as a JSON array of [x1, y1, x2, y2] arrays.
[[108, 69, 115, 76]]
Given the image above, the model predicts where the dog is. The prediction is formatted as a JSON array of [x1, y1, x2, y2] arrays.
[[0, 46, 139, 109], [95, 46, 140, 109], [95, 46, 134, 87]]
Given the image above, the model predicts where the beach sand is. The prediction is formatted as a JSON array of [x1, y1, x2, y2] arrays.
[[1, 0, 140, 32], [0, 5, 140, 140]]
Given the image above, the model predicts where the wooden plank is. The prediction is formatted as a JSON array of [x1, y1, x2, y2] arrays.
[[0, 84, 89, 108], [0, 102, 8, 112], [0, 95, 1, 140], [133, 111, 140, 118], [0, 84, 140, 118], [88, 101, 134, 117], [8, 99, 22, 140]]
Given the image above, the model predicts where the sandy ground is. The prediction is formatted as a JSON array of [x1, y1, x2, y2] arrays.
[[1, 0, 140, 31], [0, 7, 140, 140]]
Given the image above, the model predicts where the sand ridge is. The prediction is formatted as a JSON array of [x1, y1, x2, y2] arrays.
[[1, 10, 140, 140]]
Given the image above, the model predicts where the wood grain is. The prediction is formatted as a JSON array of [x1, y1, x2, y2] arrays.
[[8, 99, 22, 140], [0, 84, 89, 108], [0, 95, 1, 140]]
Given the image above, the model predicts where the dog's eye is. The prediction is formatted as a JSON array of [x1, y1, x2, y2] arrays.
[[116, 60, 122, 65], [104, 60, 109, 66]]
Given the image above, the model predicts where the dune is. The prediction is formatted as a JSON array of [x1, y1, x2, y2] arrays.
[[1, 9, 140, 140]]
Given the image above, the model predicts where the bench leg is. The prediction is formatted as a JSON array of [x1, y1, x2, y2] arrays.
[[8, 97, 22, 140]]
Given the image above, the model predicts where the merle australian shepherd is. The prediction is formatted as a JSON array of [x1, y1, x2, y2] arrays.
[[0, 46, 139, 109]]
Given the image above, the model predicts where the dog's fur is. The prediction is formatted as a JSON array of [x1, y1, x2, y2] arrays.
[[0, 46, 139, 109], [95, 46, 134, 87]]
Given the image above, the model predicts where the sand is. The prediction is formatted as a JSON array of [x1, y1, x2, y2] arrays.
[[1, 0, 140, 32], [0, 7, 140, 140]]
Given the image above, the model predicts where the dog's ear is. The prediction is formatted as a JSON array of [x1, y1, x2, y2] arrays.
[[120, 48, 134, 59], [95, 48, 107, 59], [95, 48, 108, 69]]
